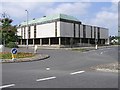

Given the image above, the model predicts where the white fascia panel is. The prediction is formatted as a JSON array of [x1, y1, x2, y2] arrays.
[[17, 28, 21, 36], [95, 27, 98, 39], [92, 26, 94, 38], [75, 24, 79, 38], [57, 21, 60, 37], [80, 25, 83, 38], [36, 22, 55, 38], [100, 28, 108, 39], [86, 25, 91, 38], [30, 26, 34, 38], [25, 27, 28, 39], [60, 21, 74, 37]]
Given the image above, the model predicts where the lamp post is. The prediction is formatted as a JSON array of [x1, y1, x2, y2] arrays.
[[25, 10, 29, 49]]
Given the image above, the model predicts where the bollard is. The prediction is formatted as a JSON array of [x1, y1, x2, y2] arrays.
[[34, 45, 38, 54], [12, 54, 17, 61], [95, 45, 98, 49]]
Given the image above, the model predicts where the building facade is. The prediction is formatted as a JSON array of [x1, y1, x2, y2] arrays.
[[17, 14, 109, 47]]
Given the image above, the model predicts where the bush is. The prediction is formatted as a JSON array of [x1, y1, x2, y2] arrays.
[[6, 42, 18, 48]]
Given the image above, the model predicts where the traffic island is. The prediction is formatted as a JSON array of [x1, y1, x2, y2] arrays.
[[0, 52, 50, 63], [89, 62, 119, 73]]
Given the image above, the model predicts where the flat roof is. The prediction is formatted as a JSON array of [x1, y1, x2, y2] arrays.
[[20, 13, 80, 26]]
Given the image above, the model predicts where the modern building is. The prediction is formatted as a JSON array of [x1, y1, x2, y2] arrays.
[[17, 13, 109, 48]]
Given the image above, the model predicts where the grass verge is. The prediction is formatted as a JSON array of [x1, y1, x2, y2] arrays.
[[0, 52, 35, 59]]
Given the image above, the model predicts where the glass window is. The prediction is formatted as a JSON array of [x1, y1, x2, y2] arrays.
[[55, 22, 57, 37], [83, 25, 86, 38], [94, 27, 96, 39], [28, 26, 30, 38], [79, 24, 80, 38], [91, 26, 92, 38], [24, 27, 25, 39], [98, 27, 100, 39], [21, 27, 23, 37], [34, 25, 36, 38], [74, 23, 75, 37]]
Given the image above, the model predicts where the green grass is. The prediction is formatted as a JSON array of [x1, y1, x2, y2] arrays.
[[0, 52, 35, 59]]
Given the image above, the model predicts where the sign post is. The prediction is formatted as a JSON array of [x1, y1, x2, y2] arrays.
[[11, 48, 17, 61]]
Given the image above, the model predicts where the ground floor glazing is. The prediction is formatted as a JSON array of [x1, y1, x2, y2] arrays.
[[18, 37, 108, 47]]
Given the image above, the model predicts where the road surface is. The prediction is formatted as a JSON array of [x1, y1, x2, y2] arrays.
[[1, 46, 118, 88]]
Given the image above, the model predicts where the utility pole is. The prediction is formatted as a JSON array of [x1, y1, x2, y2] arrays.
[[25, 10, 29, 49]]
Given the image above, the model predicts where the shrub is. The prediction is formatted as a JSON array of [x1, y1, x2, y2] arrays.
[[6, 42, 18, 48]]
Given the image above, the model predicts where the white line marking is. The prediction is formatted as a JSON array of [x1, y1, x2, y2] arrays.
[[0, 84, 15, 89], [36, 76, 56, 82], [70, 71, 85, 75], [46, 68, 50, 70], [100, 52, 103, 54]]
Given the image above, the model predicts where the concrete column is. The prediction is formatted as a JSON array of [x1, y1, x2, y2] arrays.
[[49, 38, 51, 46], [40, 38, 42, 45], [33, 39, 35, 46], [79, 38, 81, 43], [105, 39, 108, 44], [101, 40, 103, 45], [88, 39, 90, 44], [59, 37, 61, 46], [21, 39, 22, 45]]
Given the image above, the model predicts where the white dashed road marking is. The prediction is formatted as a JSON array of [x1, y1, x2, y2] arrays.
[[0, 84, 15, 89], [100, 52, 103, 54], [36, 76, 56, 82], [46, 68, 50, 70], [70, 71, 85, 75]]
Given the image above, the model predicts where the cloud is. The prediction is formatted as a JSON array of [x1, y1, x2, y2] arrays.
[[1, 2, 91, 24], [1, 2, 117, 36], [2, 0, 55, 2], [88, 2, 118, 36], [1, 2, 55, 19], [2, 0, 119, 2], [43, 2, 91, 16], [2, 2, 40, 18], [90, 11, 117, 26]]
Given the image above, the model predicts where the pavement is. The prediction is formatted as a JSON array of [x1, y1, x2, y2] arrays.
[[1, 46, 119, 89]]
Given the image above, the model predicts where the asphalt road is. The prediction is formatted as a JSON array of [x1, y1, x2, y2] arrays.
[[1, 46, 118, 88]]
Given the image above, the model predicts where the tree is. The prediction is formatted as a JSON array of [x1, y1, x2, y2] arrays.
[[109, 36, 120, 45], [0, 13, 18, 47]]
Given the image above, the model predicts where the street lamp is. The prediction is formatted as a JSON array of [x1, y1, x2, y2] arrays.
[[25, 10, 29, 49]]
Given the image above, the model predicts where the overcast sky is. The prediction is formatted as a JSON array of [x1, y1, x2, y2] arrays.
[[0, 1, 118, 36]]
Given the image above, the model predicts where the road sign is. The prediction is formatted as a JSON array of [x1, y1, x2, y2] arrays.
[[11, 48, 17, 61], [11, 48, 17, 54]]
